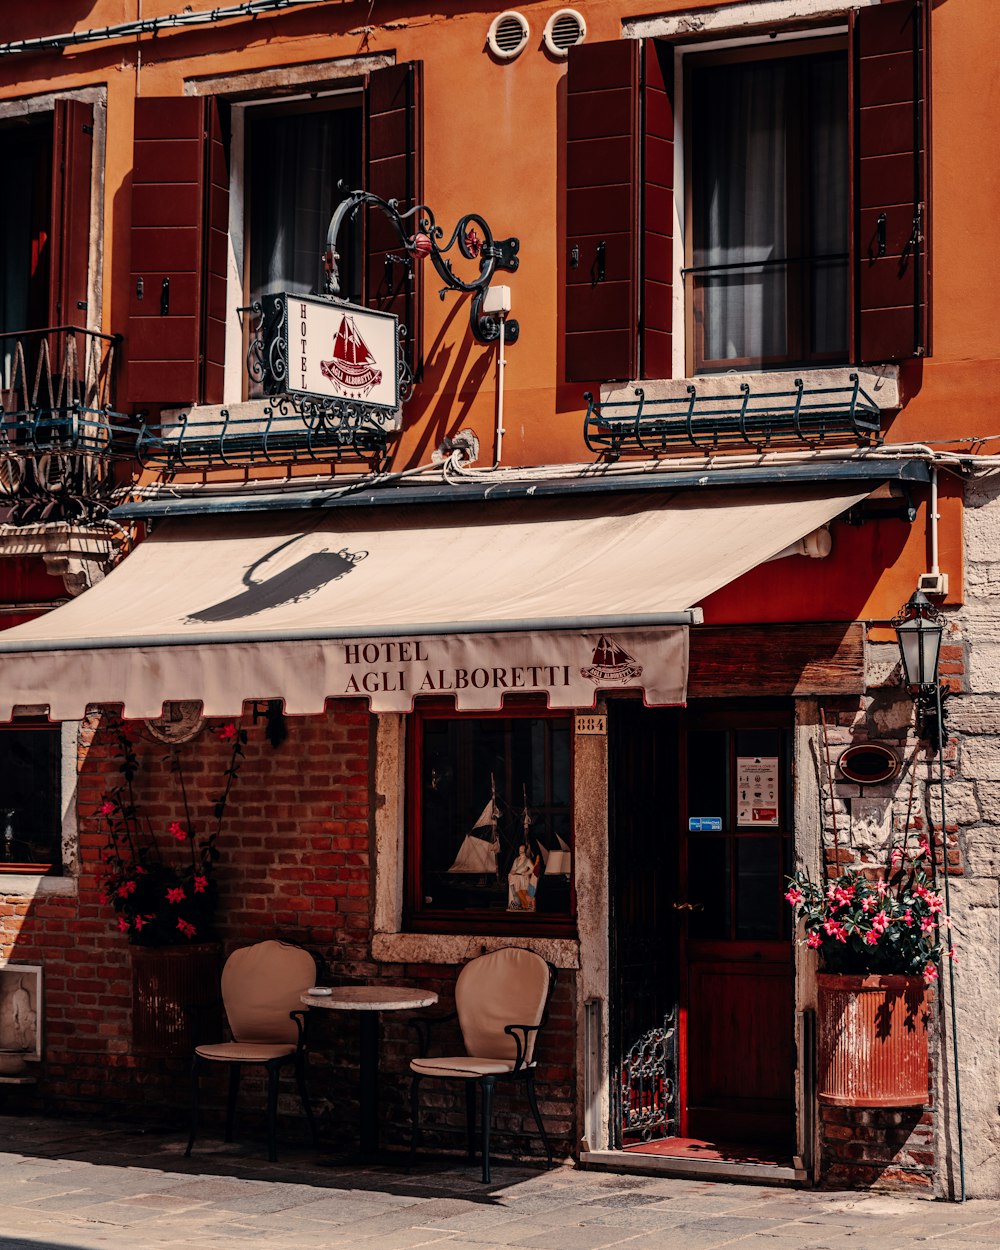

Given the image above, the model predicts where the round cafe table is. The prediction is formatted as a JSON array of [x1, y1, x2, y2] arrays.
[[301, 984, 438, 1157]]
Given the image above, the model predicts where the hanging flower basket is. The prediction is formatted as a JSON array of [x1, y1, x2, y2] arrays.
[[816, 973, 929, 1107]]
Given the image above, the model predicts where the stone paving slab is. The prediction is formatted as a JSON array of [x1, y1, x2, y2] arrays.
[[0, 1113, 998, 1250]]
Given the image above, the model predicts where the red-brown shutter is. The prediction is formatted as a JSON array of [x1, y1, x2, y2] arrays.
[[365, 62, 423, 379], [565, 38, 640, 384], [127, 97, 228, 407], [641, 40, 674, 381], [48, 99, 93, 328], [852, 0, 929, 362]]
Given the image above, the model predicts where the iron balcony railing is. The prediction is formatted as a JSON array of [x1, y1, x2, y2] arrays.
[[0, 326, 135, 523], [584, 374, 882, 458]]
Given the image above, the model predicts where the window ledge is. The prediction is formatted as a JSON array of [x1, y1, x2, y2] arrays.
[[601, 365, 900, 412], [0, 874, 77, 898], [372, 931, 580, 970]]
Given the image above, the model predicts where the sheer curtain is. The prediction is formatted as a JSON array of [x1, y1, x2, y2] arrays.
[[691, 51, 849, 369], [248, 107, 362, 306], [693, 60, 788, 366]]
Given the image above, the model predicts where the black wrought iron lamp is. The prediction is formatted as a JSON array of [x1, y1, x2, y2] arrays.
[[894, 589, 947, 749]]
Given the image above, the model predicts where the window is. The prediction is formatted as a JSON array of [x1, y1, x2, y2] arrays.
[[686, 44, 848, 373], [127, 63, 423, 409], [0, 725, 62, 874], [240, 96, 363, 398], [0, 115, 53, 343], [565, 0, 928, 383], [406, 708, 575, 935]]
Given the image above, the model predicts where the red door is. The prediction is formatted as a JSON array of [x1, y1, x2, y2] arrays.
[[677, 706, 795, 1148]]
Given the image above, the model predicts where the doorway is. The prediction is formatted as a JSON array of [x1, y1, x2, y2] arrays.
[[609, 699, 796, 1158]]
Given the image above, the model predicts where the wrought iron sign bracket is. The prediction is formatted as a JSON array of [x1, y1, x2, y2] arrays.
[[324, 189, 520, 346]]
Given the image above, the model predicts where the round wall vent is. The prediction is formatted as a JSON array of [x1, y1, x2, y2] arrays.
[[487, 11, 530, 60], [543, 8, 587, 57]]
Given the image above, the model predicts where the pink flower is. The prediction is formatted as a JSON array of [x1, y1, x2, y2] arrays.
[[217, 723, 238, 742], [134, 916, 145, 931], [890, 847, 903, 867], [924, 962, 939, 983], [784, 887, 803, 906], [117, 917, 129, 933], [948, 947, 958, 962], [166, 887, 185, 904], [176, 919, 197, 939], [98, 893, 109, 905], [903, 909, 913, 926], [823, 919, 848, 943], [920, 916, 936, 934], [875, 880, 889, 897], [116, 880, 136, 898], [193, 875, 208, 894], [864, 931, 880, 946], [100, 800, 116, 817], [872, 910, 890, 935], [168, 821, 189, 841], [806, 933, 822, 949]]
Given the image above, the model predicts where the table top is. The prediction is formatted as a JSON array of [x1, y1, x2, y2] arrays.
[[300, 985, 439, 1012]]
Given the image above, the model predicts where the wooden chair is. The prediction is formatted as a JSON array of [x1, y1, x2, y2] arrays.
[[185, 940, 319, 1162], [409, 947, 556, 1183]]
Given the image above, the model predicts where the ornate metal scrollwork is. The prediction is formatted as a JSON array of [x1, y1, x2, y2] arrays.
[[324, 189, 520, 345], [620, 1010, 678, 1142]]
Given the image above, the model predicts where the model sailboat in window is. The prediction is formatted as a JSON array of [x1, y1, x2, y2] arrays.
[[447, 776, 501, 876]]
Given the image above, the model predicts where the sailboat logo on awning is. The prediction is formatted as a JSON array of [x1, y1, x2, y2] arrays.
[[320, 314, 383, 398], [581, 635, 643, 685]]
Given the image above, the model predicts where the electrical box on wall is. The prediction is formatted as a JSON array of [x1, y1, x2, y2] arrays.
[[918, 572, 949, 596]]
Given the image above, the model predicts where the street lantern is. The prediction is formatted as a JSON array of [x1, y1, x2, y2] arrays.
[[893, 589, 944, 690]]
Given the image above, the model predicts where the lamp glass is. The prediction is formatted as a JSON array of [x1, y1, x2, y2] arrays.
[[896, 613, 943, 688]]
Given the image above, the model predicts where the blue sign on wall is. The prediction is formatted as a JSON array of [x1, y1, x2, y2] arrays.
[[688, 817, 723, 832]]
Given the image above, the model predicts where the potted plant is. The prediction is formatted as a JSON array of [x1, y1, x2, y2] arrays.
[[785, 841, 954, 1107], [97, 718, 249, 1055]]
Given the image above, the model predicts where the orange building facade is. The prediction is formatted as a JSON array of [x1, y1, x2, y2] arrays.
[[0, 0, 997, 1197]]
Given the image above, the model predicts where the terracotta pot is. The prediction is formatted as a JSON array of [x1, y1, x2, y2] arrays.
[[131, 943, 221, 1058], [816, 973, 929, 1107]]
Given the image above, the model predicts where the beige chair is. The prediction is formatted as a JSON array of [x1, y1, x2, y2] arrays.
[[185, 940, 319, 1162], [410, 947, 556, 1183]]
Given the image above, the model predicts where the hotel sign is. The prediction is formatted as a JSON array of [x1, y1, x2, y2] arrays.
[[260, 293, 401, 412]]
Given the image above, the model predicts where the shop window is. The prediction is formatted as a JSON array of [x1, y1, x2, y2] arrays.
[[0, 725, 62, 874], [565, 0, 928, 382], [406, 708, 575, 935], [126, 62, 423, 408]]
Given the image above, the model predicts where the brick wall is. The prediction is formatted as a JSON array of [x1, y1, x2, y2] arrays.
[[0, 704, 577, 1164]]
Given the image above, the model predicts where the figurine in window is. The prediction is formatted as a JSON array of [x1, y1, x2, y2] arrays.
[[507, 844, 539, 912]]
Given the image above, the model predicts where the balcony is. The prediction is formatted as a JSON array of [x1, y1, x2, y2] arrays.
[[0, 326, 134, 526]]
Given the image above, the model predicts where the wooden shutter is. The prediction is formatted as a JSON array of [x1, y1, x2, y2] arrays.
[[127, 97, 229, 407], [852, 0, 929, 362], [365, 62, 423, 378], [566, 38, 640, 383], [641, 40, 674, 381], [48, 99, 93, 328]]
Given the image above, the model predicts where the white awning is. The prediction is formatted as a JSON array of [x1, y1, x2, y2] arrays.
[[0, 485, 868, 719]]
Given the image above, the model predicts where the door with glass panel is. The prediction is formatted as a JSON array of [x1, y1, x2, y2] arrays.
[[679, 705, 795, 1147]]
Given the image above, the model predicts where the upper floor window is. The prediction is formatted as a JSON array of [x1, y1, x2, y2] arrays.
[[687, 45, 848, 373], [0, 115, 53, 341], [126, 63, 422, 411], [565, 0, 928, 384]]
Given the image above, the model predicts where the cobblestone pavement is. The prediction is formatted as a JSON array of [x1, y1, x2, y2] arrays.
[[0, 1115, 996, 1250]]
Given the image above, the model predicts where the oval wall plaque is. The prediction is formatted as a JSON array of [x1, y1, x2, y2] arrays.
[[837, 743, 901, 786]]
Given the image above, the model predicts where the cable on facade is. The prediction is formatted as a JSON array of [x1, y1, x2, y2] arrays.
[[0, 0, 338, 57]]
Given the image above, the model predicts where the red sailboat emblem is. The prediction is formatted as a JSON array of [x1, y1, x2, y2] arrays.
[[581, 635, 643, 685], [320, 315, 383, 397]]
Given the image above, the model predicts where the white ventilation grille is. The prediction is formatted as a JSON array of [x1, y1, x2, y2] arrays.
[[543, 8, 586, 57], [487, 11, 530, 60]]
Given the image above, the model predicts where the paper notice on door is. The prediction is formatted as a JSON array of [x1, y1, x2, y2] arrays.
[[736, 756, 779, 827]]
